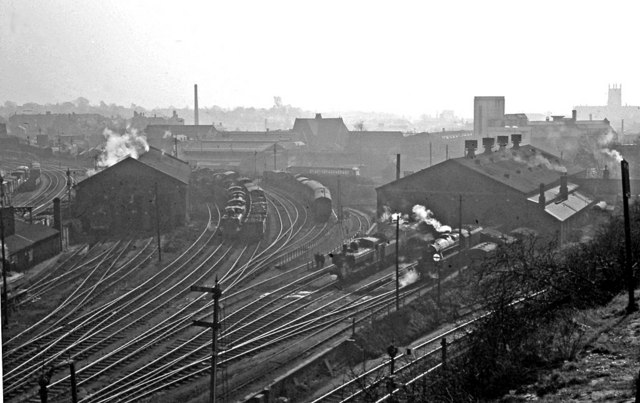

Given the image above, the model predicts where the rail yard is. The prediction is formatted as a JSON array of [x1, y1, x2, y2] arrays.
[[0, 143, 501, 403], [1, 152, 424, 402]]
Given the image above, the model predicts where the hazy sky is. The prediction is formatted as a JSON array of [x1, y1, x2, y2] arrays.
[[2, 0, 639, 118]]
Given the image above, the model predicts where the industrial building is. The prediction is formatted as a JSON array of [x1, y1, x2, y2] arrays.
[[292, 113, 350, 151], [376, 135, 595, 243], [182, 141, 289, 173], [1, 206, 61, 272], [74, 147, 191, 233], [575, 85, 640, 135]]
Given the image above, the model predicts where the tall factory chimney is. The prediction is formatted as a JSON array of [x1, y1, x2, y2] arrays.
[[464, 140, 478, 158], [497, 136, 509, 151], [511, 134, 522, 149], [482, 137, 495, 154], [194, 84, 199, 126], [396, 154, 401, 180]]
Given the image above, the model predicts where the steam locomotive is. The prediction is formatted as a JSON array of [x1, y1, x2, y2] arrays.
[[218, 171, 267, 240], [328, 225, 506, 284]]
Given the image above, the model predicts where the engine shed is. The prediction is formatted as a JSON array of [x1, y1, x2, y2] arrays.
[[75, 147, 191, 234], [376, 137, 595, 243]]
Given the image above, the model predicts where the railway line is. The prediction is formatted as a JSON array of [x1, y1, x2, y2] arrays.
[[3, 168, 378, 403]]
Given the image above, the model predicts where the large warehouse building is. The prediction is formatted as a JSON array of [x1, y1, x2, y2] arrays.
[[376, 135, 595, 243], [75, 147, 191, 233]]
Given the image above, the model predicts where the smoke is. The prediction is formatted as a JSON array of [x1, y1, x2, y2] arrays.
[[511, 152, 567, 173], [399, 267, 419, 288], [597, 129, 616, 146], [163, 130, 173, 139], [86, 168, 98, 177], [412, 205, 452, 233], [379, 205, 392, 223], [601, 148, 623, 163], [599, 129, 623, 163], [97, 127, 150, 168]]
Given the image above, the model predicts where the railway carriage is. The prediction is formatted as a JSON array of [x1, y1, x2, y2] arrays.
[[291, 174, 332, 223]]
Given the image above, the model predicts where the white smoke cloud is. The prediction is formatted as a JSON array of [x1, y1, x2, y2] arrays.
[[601, 148, 623, 163], [511, 152, 567, 173], [379, 205, 392, 223], [599, 129, 623, 163], [399, 267, 419, 288], [412, 205, 452, 233], [86, 168, 98, 177], [97, 127, 150, 168], [597, 129, 616, 146], [163, 130, 173, 139]]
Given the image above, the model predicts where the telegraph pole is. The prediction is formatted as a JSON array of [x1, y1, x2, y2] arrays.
[[67, 168, 72, 220], [395, 215, 400, 311], [191, 278, 223, 403], [459, 195, 463, 251], [621, 160, 638, 313], [0, 174, 8, 326], [154, 182, 161, 262], [337, 176, 343, 222]]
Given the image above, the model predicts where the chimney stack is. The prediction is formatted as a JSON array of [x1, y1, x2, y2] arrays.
[[464, 140, 478, 158], [538, 183, 546, 210], [572, 109, 577, 122], [482, 137, 495, 154], [497, 135, 509, 150], [603, 165, 610, 180], [194, 84, 199, 126], [396, 154, 401, 180], [559, 173, 568, 201], [511, 134, 522, 149]]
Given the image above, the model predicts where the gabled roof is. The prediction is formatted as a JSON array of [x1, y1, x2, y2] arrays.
[[77, 147, 190, 187], [527, 185, 594, 222], [452, 145, 583, 194], [5, 221, 59, 255], [292, 116, 349, 144], [137, 147, 191, 184], [378, 144, 584, 195]]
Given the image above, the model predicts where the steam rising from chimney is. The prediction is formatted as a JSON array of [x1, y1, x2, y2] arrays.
[[598, 129, 623, 162], [512, 152, 567, 173]]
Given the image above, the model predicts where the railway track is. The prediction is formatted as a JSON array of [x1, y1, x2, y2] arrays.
[[3, 173, 375, 403]]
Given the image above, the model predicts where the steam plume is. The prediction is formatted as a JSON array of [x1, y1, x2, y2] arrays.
[[97, 127, 150, 168], [399, 267, 419, 288], [601, 148, 623, 163], [511, 152, 567, 173], [412, 205, 452, 233], [379, 205, 392, 223]]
